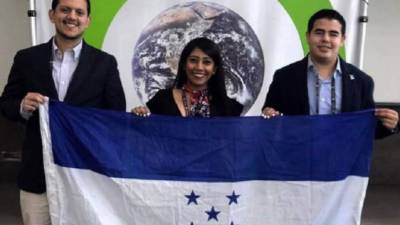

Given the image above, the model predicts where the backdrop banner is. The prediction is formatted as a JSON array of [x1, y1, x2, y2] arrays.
[[36, 0, 365, 114], [37, 0, 365, 115]]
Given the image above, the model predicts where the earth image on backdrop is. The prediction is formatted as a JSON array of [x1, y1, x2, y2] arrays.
[[132, 1, 264, 113]]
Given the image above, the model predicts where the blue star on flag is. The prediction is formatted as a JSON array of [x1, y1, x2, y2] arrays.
[[205, 206, 220, 221], [185, 190, 200, 205], [226, 191, 240, 205]]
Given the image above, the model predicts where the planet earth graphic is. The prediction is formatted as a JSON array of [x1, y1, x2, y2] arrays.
[[132, 1, 264, 113]]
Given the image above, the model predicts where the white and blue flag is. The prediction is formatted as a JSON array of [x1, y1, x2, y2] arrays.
[[39, 101, 375, 225]]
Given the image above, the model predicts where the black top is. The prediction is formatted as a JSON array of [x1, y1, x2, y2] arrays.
[[147, 88, 243, 117]]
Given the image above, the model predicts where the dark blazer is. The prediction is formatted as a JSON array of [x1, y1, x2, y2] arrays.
[[263, 56, 392, 138], [147, 88, 243, 117], [0, 39, 126, 193]]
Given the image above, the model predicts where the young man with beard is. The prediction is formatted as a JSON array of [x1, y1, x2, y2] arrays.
[[262, 9, 398, 138], [0, 0, 126, 224]]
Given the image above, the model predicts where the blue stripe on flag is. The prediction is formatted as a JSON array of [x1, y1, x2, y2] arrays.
[[48, 101, 375, 182]]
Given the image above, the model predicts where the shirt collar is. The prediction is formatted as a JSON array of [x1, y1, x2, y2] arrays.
[[52, 38, 83, 62], [307, 55, 342, 78]]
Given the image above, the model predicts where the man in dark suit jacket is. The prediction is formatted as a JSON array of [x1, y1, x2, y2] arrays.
[[262, 9, 398, 138], [0, 0, 125, 224]]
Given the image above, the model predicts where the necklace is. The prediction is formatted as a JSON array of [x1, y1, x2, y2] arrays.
[[181, 86, 210, 117]]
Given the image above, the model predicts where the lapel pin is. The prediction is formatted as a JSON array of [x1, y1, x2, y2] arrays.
[[349, 74, 355, 80]]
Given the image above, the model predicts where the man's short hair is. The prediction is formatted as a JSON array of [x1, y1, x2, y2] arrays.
[[51, 0, 91, 16], [307, 9, 346, 35]]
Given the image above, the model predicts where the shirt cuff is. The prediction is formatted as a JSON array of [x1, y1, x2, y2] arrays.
[[20, 100, 32, 120], [392, 123, 400, 133]]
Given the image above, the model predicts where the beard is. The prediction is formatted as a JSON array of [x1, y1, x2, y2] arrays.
[[55, 27, 84, 41]]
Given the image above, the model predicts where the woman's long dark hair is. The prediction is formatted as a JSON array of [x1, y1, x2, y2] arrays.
[[174, 37, 233, 115]]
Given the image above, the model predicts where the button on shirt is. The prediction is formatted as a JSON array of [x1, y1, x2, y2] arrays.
[[307, 56, 342, 115], [52, 40, 82, 101]]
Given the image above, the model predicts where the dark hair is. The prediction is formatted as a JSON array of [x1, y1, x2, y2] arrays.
[[175, 37, 232, 115], [307, 9, 346, 35], [52, 0, 91, 16]]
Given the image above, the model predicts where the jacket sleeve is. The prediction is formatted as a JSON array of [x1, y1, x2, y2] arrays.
[[104, 55, 126, 111], [0, 51, 28, 122], [363, 71, 397, 139], [262, 70, 282, 111]]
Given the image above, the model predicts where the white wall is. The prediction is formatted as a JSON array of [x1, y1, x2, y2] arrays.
[[0, 0, 30, 92], [0, 0, 399, 103], [364, 0, 400, 103]]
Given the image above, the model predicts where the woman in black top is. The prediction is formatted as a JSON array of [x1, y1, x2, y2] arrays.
[[132, 37, 242, 117]]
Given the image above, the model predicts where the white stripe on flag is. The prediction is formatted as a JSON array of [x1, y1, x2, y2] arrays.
[[47, 166, 367, 225]]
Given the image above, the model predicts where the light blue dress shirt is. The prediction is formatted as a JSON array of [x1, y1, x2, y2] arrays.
[[307, 56, 342, 115]]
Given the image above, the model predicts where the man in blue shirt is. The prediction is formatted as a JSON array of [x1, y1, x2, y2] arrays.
[[262, 9, 398, 137]]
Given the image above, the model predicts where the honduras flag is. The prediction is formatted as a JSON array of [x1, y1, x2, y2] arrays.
[[39, 101, 375, 225]]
